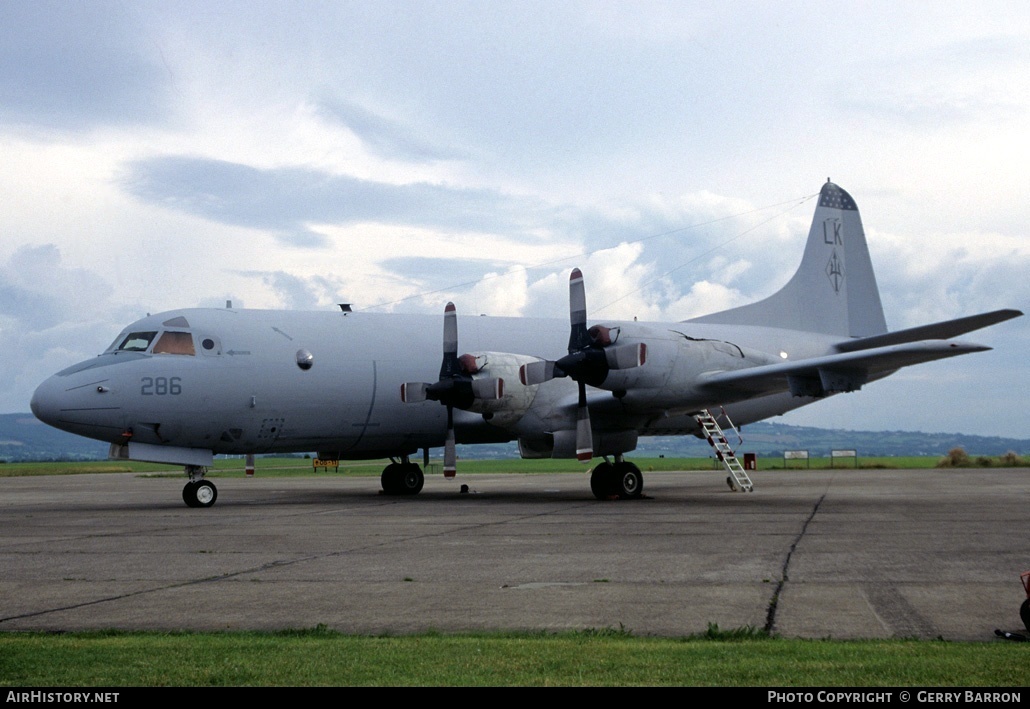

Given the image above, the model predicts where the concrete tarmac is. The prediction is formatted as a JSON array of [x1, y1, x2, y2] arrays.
[[2, 467, 1028, 641]]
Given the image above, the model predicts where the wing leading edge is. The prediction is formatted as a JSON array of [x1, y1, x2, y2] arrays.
[[698, 339, 991, 399], [699, 308, 1022, 399]]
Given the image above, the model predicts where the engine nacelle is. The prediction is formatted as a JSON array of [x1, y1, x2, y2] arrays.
[[595, 325, 780, 411], [462, 351, 544, 427]]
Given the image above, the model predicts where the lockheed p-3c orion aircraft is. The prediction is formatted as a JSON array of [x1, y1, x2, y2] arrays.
[[31, 181, 1022, 507]]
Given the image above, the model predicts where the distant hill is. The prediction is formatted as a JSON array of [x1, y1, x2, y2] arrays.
[[0, 414, 110, 461], [2, 413, 1027, 463], [635, 421, 1030, 458]]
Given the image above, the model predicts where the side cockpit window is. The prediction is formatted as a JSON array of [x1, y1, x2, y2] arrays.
[[152, 331, 196, 355], [116, 332, 158, 352]]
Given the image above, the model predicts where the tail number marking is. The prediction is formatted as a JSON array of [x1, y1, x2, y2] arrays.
[[141, 377, 183, 395]]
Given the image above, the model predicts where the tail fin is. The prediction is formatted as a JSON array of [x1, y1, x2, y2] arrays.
[[689, 180, 887, 338]]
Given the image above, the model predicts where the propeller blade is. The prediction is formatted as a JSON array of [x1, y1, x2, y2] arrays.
[[575, 381, 593, 462], [439, 302, 460, 380], [400, 382, 428, 403], [567, 268, 591, 353], [519, 360, 557, 386], [471, 377, 503, 400], [605, 342, 647, 370], [443, 405, 457, 477]]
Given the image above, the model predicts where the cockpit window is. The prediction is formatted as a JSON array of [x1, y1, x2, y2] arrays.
[[152, 331, 196, 355], [117, 331, 158, 352]]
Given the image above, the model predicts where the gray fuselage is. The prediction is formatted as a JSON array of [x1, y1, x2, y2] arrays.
[[30, 307, 839, 461]]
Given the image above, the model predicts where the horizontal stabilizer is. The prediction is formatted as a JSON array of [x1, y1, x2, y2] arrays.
[[698, 339, 991, 398], [835, 309, 1023, 353]]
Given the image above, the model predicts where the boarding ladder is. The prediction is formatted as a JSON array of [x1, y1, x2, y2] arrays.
[[695, 408, 753, 492]]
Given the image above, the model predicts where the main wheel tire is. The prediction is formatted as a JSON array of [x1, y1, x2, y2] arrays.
[[613, 462, 643, 499], [1021, 598, 1030, 634], [193, 480, 217, 507], [590, 462, 615, 500], [399, 464, 424, 495], [381, 464, 401, 495], [182, 481, 199, 508]]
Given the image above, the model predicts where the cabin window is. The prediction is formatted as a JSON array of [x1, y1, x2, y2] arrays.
[[152, 331, 196, 356], [116, 332, 158, 352]]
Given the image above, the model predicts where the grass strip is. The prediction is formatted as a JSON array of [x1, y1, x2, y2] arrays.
[[1, 629, 1028, 687]]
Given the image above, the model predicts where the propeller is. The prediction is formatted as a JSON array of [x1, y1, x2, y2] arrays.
[[401, 303, 501, 477], [519, 268, 646, 463]]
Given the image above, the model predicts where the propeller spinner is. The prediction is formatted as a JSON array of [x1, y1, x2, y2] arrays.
[[401, 303, 501, 477]]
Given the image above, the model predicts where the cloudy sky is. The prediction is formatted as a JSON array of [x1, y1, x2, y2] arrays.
[[1, 1, 1027, 439]]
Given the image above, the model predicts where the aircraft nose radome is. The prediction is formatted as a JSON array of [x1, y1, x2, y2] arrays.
[[30, 376, 59, 425]]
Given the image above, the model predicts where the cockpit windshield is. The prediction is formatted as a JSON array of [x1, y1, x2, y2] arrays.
[[111, 330, 196, 355], [116, 332, 158, 352]]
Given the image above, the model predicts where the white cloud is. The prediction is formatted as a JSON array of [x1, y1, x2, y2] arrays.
[[870, 228, 1030, 328], [663, 280, 748, 322], [467, 267, 530, 317]]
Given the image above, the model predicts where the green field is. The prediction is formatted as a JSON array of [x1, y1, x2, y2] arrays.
[[3, 452, 1021, 479], [2, 629, 1028, 687]]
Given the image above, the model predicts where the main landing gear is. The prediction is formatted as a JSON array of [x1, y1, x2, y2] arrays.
[[381, 456, 425, 496], [182, 465, 218, 508], [590, 456, 643, 501]]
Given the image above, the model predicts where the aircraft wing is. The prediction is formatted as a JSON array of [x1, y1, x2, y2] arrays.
[[697, 339, 991, 398]]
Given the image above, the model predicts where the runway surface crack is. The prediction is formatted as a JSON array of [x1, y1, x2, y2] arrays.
[[764, 491, 826, 635]]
